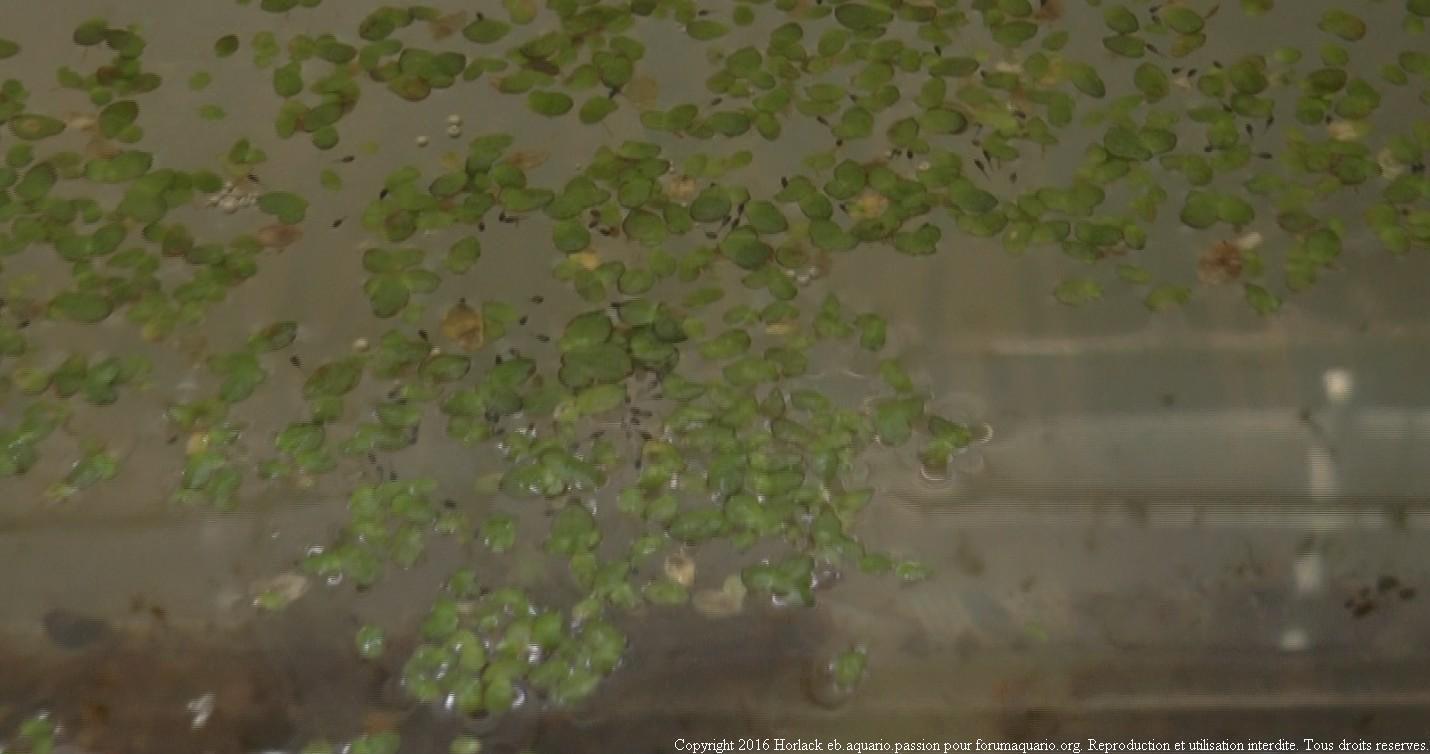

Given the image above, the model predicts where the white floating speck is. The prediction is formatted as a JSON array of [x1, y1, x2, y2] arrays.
[[1234, 231, 1263, 251], [186, 693, 215, 730], [1323, 368, 1354, 405], [1292, 552, 1323, 595], [416, 135, 430, 147], [1327, 120, 1362, 142], [1279, 627, 1310, 652]]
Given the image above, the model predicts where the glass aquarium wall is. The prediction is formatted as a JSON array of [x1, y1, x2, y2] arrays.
[[2, 0, 1430, 752]]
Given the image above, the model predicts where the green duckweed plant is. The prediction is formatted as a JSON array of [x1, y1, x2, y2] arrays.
[[1, 0, 1428, 749]]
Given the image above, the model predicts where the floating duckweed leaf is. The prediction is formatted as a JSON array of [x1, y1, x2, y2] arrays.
[[690, 187, 732, 223], [1117, 264, 1152, 284], [832, 647, 868, 689], [687, 19, 729, 40], [1134, 63, 1171, 101], [275, 422, 323, 455], [622, 209, 666, 246], [257, 191, 308, 223], [446, 237, 481, 273], [553, 220, 591, 253], [504, 0, 538, 23], [856, 313, 887, 351], [86, 151, 152, 183], [364, 274, 410, 318], [1216, 194, 1255, 227], [1180, 191, 1220, 229], [1144, 284, 1191, 311], [834, 3, 893, 31], [389, 75, 432, 102], [251, 322, 298, 351], [894, 223, 941, 255], [15, 163, 57, 200], [303, 359, 362, 399], [699, 330, 751, 361], [579, 97, 618, 124], [1319, 9, 1367, 41], [1169, 31, 1207, 57], [199, 104, 226, 120], [745, 201, 788, 234], [572, 383, 625, 417], [6, 144, 33, 169], [1054, 279, 1103, 306], [560, 311, 613, 352], [463, 18, 510, 43], [49, 291, 113, 323], [1244, 283, 1282, 315], [355, 625, 385, 659], [420, 354, 471, 383], [1160, 6, 1204, 34], [920, 108, 969, 134], [481, 514, 516, 553], [1066, 63, 1106, 98], [500, 187, 553, 213], [991, 21, 1039, 47], [720, 229, 772, 269], [873, 398, 922, 446], [1103, 5, 1140, 34], [527, 91, 573, 117], [1105, 126, 1152, 161], [441, 301, 484, 350], [273, 63, 303, 97], [1103, 34, 1146, 58], [402, 269, 440, 294], [214, 34, 239, 57], [1305, 228, 1342, 263], [63, 449, 120, 491], [9, 114, 65, 141], [72, 19, 108, 46]]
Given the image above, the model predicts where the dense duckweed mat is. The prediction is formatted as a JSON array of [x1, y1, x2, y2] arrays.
[[1, 0, 1428, 751]]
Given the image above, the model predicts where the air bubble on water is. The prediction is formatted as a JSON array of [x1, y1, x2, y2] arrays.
[[802, 658, 855, 710], [918, 460, 950, 484], [971, 422, 994, 444]]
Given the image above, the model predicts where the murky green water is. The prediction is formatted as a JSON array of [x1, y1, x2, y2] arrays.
[[3, 0, 1430, 752]]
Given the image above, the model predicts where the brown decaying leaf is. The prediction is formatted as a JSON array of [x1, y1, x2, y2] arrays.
[[624, 76, 660, 109], [441, 301, 484, 351], [86, 135, 121, 159], [1035, 0, 1064, 21], [66, 113, 98, 131], [661, 174, 699, 202], [256, 224, 303, 248], [1198, 240, 1243, 285], [663, 550, 695, 588], [570, 250, 601, 270], [503, 150, 550, 170], [428, 11, 468, 40]]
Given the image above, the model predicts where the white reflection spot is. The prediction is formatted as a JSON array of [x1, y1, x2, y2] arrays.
[[1280, 627, 1311, 652], [1323, 368, 1353, 405]]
